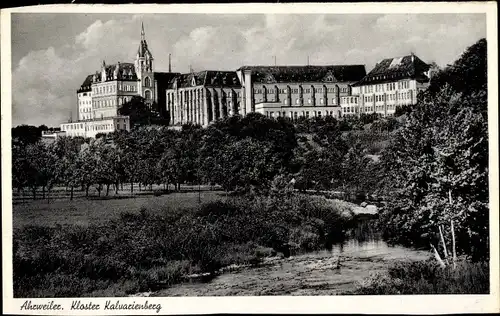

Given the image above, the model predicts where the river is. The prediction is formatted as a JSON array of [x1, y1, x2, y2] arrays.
[[152, 238, 430, 296]]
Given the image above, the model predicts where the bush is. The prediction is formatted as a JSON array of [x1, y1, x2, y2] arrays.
[[351, 259, 489, 294], [14, 193, 357, 297]]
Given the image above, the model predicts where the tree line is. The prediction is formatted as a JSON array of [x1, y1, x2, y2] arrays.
[[12, 111, 379, 200]]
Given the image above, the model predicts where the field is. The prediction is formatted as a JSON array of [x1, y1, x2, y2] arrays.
[[12, 189, 227, 228]]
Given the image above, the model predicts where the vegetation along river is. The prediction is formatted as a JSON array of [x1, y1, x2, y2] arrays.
[[151, 222, 431, 296]]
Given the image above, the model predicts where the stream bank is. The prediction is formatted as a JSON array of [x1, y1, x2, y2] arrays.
[[151, 239, 430, 296]]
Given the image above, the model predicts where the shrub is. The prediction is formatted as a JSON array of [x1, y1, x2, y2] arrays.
[[14, 193, 358, 297], [351, 259, 489, 294]]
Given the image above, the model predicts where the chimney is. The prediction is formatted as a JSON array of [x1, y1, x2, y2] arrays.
[[168, 53, 172, 72]]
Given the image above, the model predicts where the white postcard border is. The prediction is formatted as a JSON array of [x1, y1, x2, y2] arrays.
[[1, 2, 499, 315]]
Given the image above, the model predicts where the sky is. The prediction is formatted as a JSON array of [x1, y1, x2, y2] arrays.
[[10, 12, 486, 127]]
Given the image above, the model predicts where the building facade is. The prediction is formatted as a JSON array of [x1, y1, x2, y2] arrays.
[[352, 53, 431, 116], [166, 71, 242, 126], [60, 116, 130, 138], [235, 65, 366, 120], [63, 24, 432, 135], [64, 23, 178, 138]]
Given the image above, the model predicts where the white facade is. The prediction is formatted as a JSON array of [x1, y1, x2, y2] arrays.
[[356, 79, 421, 116], [60, 116, 130, 138], [340, 95, 360, 116], [255, 103, 341, 119], [77, 91, 93, 121]]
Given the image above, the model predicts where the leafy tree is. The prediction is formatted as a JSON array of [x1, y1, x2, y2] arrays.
[[118, 96, 168, 128], [52, 137, 82, 200], [12, 125, 43, 145], [379, 38, 488, 260], [23, 142, 58, 200]]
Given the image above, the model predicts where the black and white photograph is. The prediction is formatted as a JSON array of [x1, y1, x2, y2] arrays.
[[1, 2, 498, 315]]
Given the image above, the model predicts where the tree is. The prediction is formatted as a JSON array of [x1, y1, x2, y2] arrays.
[[52, 137, 82, 200], [24, 142, 58, 201], [118, 96, 168, 128], [339, 141, 372, 195], [12, 125, 43, 145], [379, 38, 488, 260]]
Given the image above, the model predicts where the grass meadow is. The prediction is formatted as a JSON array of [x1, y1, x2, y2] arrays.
[[11, 188, 489, 296], [12, 188, 226, 228]]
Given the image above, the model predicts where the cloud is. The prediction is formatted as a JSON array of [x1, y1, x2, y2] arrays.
[[13, 47, 77, 126], [11, 13, 486, 127]]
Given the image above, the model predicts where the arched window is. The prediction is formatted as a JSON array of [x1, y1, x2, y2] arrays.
[[145, 90, 152, 100], [144, 77, 152, 87]]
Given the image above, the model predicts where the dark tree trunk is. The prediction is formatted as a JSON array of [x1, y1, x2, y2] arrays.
[[98, 184, 102, 197], [139, 183, 142, 191], [150, 184, 153, 191], [121, 182, 123, 190], [42, 186, 46, 199], [106, 184, 110, 196], [86, 184, 90, 197], [115, 182, 119, 195], [131, 182, 134, 194], [32, 187, 37, 200], [70, 186, 74, 200]]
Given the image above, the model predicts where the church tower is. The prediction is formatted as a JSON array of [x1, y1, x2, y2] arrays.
[[135, 22, 155, 104]]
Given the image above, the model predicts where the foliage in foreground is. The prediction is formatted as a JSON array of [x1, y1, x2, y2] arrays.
[[377, 38, 489, 261], [13, 192, 354, 297], [351, 259, 489, 294]]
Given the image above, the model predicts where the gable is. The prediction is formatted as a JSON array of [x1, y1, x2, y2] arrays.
[[322, 72, 337, 83], [265, 74, 276, 83]]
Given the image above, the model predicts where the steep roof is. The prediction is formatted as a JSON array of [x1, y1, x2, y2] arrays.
[[77, 75, 94, 92], [78, 62, 138, 92], [99, 62, 138, 81], [154, 72, 181, 85], [167, 71, 241, 89], [353, 54, 430, 86], [237, 65, 366, 84]]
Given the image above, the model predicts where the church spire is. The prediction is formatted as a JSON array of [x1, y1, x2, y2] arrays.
[[137, 22, 151, 58]]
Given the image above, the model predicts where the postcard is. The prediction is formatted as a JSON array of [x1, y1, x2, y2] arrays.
[[1, 2, 498, 315]]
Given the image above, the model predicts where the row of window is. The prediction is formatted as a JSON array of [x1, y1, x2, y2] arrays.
[[362, 80, 411, 93], [265, 110, 338, 119], [61, 123, 84, 131], [363, 91, 414, 103], [343, 103, 403, 114], [93, 97, 132, 108], [341, 97, 359, 104], [167, 89, 241, 100], [343, 107, 357, 114], [255, 87, 348, 95], [61, 122, 127, 133], [282, 98, 332, 106], [92, 83, 138, 95]]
